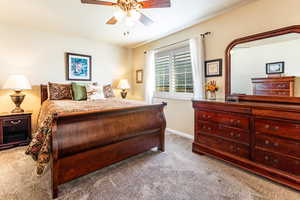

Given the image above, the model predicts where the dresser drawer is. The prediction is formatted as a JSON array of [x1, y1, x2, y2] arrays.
[[3, 118, 28, 130], [255, 82, 289, 90], [197, 110, 249, 130], [255, 119, 300, 140], [197, 121, 250, 144], [256, 134, 300, 158], [254, 90, 290, 97], [197, 134, 249, 159], [254, 148, 300, 176]]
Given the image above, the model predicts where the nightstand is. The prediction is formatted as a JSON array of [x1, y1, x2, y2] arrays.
[[0, 112, 32, 150]]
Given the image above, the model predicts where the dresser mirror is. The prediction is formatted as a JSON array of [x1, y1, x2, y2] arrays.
[[226, 25, 300, 104]]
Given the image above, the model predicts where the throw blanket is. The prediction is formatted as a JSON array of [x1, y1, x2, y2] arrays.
[[25, 99, 146, 175]]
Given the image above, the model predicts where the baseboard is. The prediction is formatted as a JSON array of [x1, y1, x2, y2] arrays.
[[166, 128, 194, 140]]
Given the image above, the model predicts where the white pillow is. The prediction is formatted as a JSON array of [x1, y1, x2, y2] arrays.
[[86, 84, 105, 100]]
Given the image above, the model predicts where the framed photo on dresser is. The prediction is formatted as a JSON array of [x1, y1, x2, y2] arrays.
[[66, 52, 92, 81]]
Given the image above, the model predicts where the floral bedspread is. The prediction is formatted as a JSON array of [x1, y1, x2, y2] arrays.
[[25, 99, 146, 175]]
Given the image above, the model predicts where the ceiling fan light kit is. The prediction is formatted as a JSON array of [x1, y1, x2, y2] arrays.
[[81, 0, 171, 27]]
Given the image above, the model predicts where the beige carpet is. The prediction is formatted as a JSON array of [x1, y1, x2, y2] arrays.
[[0, 133, 300, 200]]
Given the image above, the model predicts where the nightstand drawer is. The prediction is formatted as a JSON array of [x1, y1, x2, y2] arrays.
[[3, 118, 28, 130]]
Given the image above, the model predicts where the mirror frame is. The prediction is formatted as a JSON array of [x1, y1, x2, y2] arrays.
[[225, 25, 300, 104]]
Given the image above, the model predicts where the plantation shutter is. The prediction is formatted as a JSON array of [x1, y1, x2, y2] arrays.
[[154, 42, 193, 99]]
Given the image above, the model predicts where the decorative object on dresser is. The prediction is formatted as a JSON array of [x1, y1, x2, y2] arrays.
[[252, 76, 295, 97], [266, 62, 285, 75], [194, 25, 300, 192], [205, 80, 218, 100], [118, 79, 130, 99], [0, 112, 31, 150], [205, 59, 222, 77], [66, 52, 92, 81], [136, 69, 143, 83], [2, 75, 32, 113]]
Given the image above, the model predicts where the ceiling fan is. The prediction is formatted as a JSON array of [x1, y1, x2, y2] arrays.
[[81, 0, 171, 27]]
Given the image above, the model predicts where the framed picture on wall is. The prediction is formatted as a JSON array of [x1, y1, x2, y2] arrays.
[[266, 62, 285, 74], [66, 52, 92, 81], [205, 59, 222, 77], [136, 69, 143, 83]]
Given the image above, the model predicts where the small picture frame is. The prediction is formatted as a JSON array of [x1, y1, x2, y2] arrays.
[[66, 52, 92, 81], [136, 69, 143, 84], [205, 59, 222, 77], [266, 62, 285, 74]]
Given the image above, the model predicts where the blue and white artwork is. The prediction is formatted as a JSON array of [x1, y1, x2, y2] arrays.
[[67, 53, 92, 81]]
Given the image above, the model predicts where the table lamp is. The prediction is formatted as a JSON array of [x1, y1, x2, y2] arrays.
[[2, 75, 32, 113], [118, 79, 130, 99]]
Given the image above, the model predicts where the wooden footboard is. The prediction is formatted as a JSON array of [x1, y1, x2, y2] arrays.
[[51, 103, 166, 198]]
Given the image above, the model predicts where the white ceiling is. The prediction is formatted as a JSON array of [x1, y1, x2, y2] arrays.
[[0, 0, 251, 48]]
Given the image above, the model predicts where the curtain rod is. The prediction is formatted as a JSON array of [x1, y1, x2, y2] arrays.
[[200, 32, 211, 38], [144, 32, 211, 54]]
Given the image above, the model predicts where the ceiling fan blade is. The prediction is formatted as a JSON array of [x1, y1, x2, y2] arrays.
[[139, 0, 171, 8], [139, 13, 154, 26], [81, 0, 116, 6], [106, 16, 118, 25]]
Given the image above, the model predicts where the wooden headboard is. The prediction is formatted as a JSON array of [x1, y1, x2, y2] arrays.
[[41, 85, 48, 104]]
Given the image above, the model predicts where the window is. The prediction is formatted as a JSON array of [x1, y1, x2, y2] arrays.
[[154, 43, 193, 99]]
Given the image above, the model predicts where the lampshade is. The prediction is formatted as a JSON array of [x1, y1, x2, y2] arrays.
[[3, 75, 32, 91], [118, 79, 130, 90]]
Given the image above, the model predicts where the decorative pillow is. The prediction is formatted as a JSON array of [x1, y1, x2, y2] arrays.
[[103, 84, 115, 98], [71, 82, 87, 101], [48, 82, 73, 100], [86, 83, 105, 100]]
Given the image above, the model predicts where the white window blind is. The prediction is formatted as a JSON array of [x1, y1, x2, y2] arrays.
[[154, 43, 193, 99]]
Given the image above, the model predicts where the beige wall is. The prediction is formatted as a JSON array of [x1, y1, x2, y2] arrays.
[[131, 0, 300, 135], [0, 24, 132, 130]]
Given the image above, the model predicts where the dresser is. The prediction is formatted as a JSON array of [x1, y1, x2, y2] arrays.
[[0, 112, 32, 150], [193, 99, 300, 190], [251, 76, 295, 97]]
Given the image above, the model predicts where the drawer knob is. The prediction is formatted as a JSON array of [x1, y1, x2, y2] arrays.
[[273, 159, 278, 164], [264, 156, 269, 160], [265, 124, 270, 129], [230, 132, 234, 137], [274, 142, 279, 147], [265, 140, 270, 145], [10, 120, 21, 125], [236, 134, 241, 138]]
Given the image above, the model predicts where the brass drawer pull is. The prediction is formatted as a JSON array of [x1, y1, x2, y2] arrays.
[[10, 120, 21, 125], [264, 124, 279, 131], [265, 140, 270, 145], [264, 156, 269, 161], [202, 114, 212, 119]]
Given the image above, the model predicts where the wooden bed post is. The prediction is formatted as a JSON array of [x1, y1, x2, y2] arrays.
[[158, 102, 167, 152], [51, 116, 59, 199]]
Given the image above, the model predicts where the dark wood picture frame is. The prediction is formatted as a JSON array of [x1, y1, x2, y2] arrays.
[[225, 25, 300, 104], [66, 52, 92, 81], [205, 59, 222, 77], [136, 69, 143, 83], [266, 62, 285, 74]]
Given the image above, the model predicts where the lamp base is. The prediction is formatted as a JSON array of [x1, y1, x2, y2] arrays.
[[10, 91, 25, 113], [120, 90, 128, 99]]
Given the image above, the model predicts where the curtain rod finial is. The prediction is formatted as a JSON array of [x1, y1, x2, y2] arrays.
[[201, 32, 211, 38]]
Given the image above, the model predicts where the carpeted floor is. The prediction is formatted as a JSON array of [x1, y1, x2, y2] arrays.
[[0, 133, 300, 200]]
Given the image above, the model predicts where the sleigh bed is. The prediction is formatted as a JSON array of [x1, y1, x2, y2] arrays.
[[32, 85, 167, 198]]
